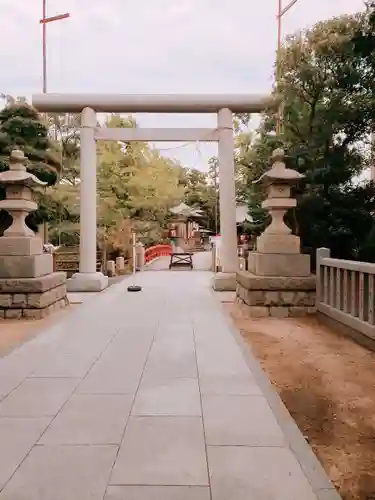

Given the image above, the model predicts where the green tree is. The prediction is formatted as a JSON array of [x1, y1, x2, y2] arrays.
[[47, 113, 81, 186], [239, 13, 375, 261], [94, 115, 185, 249], [180, 167, 217, 232], [352, 1, 375, 79], [0, 102, 62, 233]]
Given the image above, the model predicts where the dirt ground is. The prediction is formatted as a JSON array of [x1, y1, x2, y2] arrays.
[[226, 303, 375, 500]]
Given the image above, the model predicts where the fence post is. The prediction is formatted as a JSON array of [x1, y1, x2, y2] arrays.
[[316, 247, 330, 304]]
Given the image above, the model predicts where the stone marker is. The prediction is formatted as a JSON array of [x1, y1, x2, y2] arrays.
[[237, 149, 316, 317], [107, 260, 116, 277], [115, 256, 125, 275], [0, 149, 68, 319], [135, 242, 145, 272]]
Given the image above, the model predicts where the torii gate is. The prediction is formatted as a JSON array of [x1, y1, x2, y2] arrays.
[[32, 93, 272, 292]]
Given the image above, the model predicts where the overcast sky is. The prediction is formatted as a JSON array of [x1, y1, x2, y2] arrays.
[[0, 0, 366, 170]]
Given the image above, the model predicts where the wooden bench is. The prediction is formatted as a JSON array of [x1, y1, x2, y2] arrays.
[[169, 252, 193, 270]]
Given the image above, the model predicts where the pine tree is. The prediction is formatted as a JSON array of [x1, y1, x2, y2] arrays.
[[0, 103, 61, 183], [0, 103, 62, 233]]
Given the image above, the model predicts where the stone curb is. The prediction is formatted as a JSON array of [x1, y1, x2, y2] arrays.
[[220, 302, 342, 500]]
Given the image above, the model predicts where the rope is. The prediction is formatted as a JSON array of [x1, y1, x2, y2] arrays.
[[156, 128, 219, 152]]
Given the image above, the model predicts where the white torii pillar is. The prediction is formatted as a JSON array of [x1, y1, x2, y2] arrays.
[[213, 107, 238, 290], [68, 107, 108, 292]]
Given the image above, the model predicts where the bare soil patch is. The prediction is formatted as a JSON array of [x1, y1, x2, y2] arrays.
[[226, 303, 375, 500]]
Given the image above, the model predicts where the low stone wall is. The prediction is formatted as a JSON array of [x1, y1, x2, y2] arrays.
[[0, 272, 68, 320], [236, 271, 316, 318]]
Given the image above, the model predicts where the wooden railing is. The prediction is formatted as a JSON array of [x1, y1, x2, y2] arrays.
[[316, 247, 375, 341], [144, 244, 172, 264]]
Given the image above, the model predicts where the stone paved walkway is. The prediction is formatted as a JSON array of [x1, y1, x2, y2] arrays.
[[0, 263, 339, 499]]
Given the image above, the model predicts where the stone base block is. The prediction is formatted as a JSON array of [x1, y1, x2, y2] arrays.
[[212, 272, 236, 292], [236, 270, 316, 318], [0, 272, 66, 293], [235, 301, 316, 318], [23, 298, 69, 319], [256, 233, 300, 254], [67, 272, 109, 292], [0, 272, 68, 320], [0, 298, 69, 320], [248, 252, 310, 277], [0, 236, 43, 256], [0, 254, 53, 279]]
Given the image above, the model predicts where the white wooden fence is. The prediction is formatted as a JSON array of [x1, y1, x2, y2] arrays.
[[316, 248, 375, 341]]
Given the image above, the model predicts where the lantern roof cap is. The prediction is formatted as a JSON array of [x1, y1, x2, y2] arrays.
[[253, 148, 304, 186], [0, 149, 47, 187]]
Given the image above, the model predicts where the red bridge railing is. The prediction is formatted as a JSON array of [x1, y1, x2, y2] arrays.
[[144, 244, 172, 264]]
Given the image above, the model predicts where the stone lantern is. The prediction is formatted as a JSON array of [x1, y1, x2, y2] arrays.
[[0, 149, 46, 237], [248, 148, 310, 277], [0, 149, 68, 319], [237, 149, 316, 318]]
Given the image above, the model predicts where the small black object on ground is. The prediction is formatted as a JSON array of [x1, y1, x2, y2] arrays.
[[127, 284, 142, 292]]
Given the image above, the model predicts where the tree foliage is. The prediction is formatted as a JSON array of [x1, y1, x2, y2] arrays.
[[238, 12, 375, 262], [47, 112, 81, 186], [352, 1, 375, 79], [180, 167, 217, 232], [0, 100, 63, 233], [0, 103, 61, 184], [47, 114, 191, 253]]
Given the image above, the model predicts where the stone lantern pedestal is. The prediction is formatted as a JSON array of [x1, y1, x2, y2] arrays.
[[0, 150, 68, 319], [236, 149, 316, 317]]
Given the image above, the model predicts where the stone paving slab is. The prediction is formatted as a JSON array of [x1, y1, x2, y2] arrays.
[[0, 260, 340, 499], [202, 394, 286, 446], [39, 394, 133, 445], [0, 417, 50, 490], [0, 445, 117, 500], [111, 416, 209, 486], [105, 486, 211, 500], [208, 446, 318, 500]]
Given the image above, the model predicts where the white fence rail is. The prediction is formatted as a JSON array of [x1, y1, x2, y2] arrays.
[[316, 248, 375, 341]]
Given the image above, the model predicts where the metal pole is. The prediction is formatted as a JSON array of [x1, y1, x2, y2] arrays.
[[132, 231, 136, 278], [276, 0, 300, 137], [280, 0, 299, 17], [39, 3, 70, 244], [127, 231, 142, 292], [42, 0, 48, 244], [276, 0, 282, 135], [214, 167, 219, 235], [42, 0, 47, 94]]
